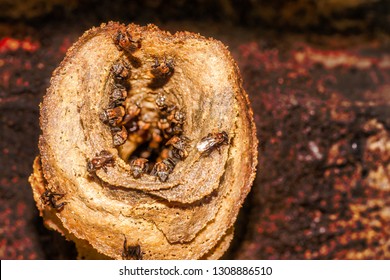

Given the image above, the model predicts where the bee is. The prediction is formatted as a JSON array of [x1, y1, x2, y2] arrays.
[[112, 126, 128, 146], [151, 158, 176, 182], [171, 148, 188, 160], [129, 158, 149, 178], [173, 110, 186, 124], [151, 57, 174, 78], [111, 60, 131, 81], [166, 135, 189, 150], [41, 189, 67, 210], [122, 236, 142, 260], [87, 150, 114, 173], [155, 94, 167, 109], [171, 124, 183, 135], [120, 104, 141, 126], [166, 135, 190, 160], [113, 29, 141, 53], [155, 94, 177, 117], [99, 106, 126, 126], [196, 131, 229, 156], [108, 84, 127, 108], [126, 103, 141, 120]]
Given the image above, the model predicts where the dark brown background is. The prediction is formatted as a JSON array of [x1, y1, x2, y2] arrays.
[[0, 0, 389, 259]]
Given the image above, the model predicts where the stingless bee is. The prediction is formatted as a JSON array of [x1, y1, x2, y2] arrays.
[[41, 189, 67, 210], [196, 131, 229, 156], [99, 106, 126, 127], [173, 110, 186, 124], [155, 94, 167, 109], [151, 158, 176, 182], [127, 102, 141, 117], [87, 150, 114, 173], [111, 60, 131, 81], [166, 135, 189, 150], [112, 126, 128, 146], [171, 148, 188, 160], [151, 57, 174, 78], [122, 236, 142, 260], [129, 158, 149, 178], [113, 29, 141, 53], [108, 84, 127, 108], [171, 124, 184, 135], [166, 135, 190, 159]]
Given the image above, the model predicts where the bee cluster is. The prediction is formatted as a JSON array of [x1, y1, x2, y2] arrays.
[[92, 28, 190, 182]]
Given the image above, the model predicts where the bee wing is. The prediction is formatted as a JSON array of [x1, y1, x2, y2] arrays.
[[196, 138, 216, 153]]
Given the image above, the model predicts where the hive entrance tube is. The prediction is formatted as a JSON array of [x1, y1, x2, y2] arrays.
[[29, 22, 258, 259]]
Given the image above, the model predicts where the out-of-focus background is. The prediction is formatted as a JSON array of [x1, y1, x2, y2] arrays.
[[0, 0, 389, 259]]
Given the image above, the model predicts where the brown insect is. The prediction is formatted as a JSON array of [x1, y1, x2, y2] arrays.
[[196, 131, 229, 156], [166, 135, 188, 150], [171, 148, 188, 160], [113, 29, 141, 53], [41, 190, 67, 210], [122, 236, 142, 260], [130, 158, 149, 178], [111, 60, 131, 81], [151, 57, 174, 78], [120, 103, 141, 128], [166, 135, 190, 160], [151, 158, 176, 182], [112, 126, 128, 146], [173, 110, 186, 124], [109, 84, 127, 108], [171, 124, 183, 135], [156, 95, 177, 119], [126, 103, 141, 119], [87, 150, 114, 173], [99, 106, 126, 126], [155, 94, 167, 109]]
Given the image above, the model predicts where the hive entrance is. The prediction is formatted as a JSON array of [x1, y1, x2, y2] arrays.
[[100, 56, 189, 181]]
